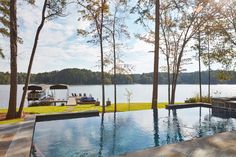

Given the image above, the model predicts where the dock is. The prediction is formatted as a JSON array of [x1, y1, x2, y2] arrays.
[[166, 103, 212, 110], [67, 96, 77, 106], [59, 96, 99, 106]]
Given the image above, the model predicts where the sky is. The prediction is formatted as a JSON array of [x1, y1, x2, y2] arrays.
[[0, 1, 216, 74]]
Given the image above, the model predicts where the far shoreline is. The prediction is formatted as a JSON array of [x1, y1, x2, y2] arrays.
[[1, 83, 236, 85]]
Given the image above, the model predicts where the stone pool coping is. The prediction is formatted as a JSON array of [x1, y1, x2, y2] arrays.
[[166, 103, 212, 109], [117, 131, 236, 157], [0, 115, 35, 157], [0, 110, 99, 157], [36, 110, 99, 122]]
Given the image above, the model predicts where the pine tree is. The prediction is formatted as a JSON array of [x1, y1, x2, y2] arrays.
[[0, 0, 10, 59]]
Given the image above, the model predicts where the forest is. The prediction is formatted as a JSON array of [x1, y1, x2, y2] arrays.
[[0, 68, 234, 85]]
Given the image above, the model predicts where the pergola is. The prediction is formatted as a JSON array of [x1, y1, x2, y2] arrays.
[[23, 84, 49, 91], [49, 84, 69, 100]]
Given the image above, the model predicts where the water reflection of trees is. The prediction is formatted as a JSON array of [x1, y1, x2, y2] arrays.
[[144, 109, 184, 147], [166, 109, 183, 144], [194, 108, 236, 137], [99, 112, 137, 156], [98, 113, 105, 157], [153, 109, 159, 147], [99, 110, 200, 156], [164, 108, 236, 145], [97, 108, 236, 157], [112, 113, 117, 155]]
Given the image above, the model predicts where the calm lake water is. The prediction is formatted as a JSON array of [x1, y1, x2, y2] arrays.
[[1, 84, 236, 108]]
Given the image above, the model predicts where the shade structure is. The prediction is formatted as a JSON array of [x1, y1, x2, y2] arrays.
[[23, 84, 49, 91], [50, 84, 68, 90], [50, 84, 69, 101]]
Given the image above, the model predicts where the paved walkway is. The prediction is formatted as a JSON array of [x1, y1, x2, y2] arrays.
[[0, 116, 35, 157], [118, 131, 236, 157]]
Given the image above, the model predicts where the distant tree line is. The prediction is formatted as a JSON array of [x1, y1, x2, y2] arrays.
[[0, 68, 235, 85]]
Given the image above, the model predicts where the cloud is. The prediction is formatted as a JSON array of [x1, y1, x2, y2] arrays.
[[130, 40, 154, 53], [0, 1, 100, 73], [120, 40, 154, 73], [0, 1, 218, 74]]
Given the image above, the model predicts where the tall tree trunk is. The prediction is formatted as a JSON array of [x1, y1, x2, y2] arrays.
[[100, 36, 105, 113], [112, 32, 117, 112], [198, 31, 202, 102], [167, 56, 170, 104], [207, 34, 211, 99], [6, 0, 17, 119], [17, 0, 47, 117], [169, 14, 194, 104], [160, 12, 170, 104], [100, 0, 105, 113], [170, 39, 189, 104], [170, 77, 176, 104], [152, 0, 160, 109]]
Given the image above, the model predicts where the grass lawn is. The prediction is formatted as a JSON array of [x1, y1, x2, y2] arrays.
[[72, 102, 169, 113], [0, 118, 23, 125], [0, 102, 183, 125], [0, 102, 174, 114]]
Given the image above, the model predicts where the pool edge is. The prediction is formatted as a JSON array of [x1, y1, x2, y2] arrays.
[[35, 110, 99, 122], [116, 130, 236, 157]]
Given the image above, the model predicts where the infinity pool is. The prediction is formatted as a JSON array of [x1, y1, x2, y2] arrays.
[[32, 108, 236, 157]]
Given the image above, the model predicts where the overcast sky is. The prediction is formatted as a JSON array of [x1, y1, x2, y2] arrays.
[[0, 1, 216, 74]]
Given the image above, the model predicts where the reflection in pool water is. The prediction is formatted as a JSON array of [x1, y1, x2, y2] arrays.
[[32, 108, 236, 157]]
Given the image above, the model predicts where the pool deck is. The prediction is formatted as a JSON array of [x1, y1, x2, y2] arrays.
[[0, 115, 35, 157], [118, 131, 236, 157]]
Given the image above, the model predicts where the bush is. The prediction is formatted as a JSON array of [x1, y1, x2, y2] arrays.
[[185, 95, 211, 103]]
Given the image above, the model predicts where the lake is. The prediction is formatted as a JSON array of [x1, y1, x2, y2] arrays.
[[1, 84, 236, 108]]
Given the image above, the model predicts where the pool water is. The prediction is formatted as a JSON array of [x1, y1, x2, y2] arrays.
[[32, 108, 236, 157]]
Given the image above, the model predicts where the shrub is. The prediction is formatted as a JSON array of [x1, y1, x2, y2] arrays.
[[185, 95, 211, 103]]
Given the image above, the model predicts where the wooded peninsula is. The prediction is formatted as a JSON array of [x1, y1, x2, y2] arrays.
[[0, 68, 234, 85]]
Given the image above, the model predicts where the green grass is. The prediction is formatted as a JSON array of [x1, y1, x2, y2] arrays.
[[23, 106, 69, 114], [0, 118, 23, 125], [0, 102, 183, 114], [0, 108, 7, 113], [72, 102, 168, 113], [0, 102, 183, 125]]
